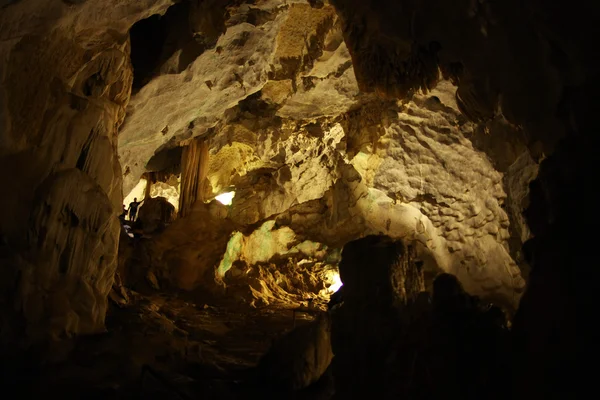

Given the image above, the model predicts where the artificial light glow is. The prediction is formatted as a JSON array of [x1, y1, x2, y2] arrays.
[[318, 269, 343, 299], [328, 271, 343, 293], [215, 191, 235, 205], [149, 178, 181, 211], [124, 178, 147, 208]]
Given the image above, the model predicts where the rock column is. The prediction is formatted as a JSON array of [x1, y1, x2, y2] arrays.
[[179, 137, 210, 217]]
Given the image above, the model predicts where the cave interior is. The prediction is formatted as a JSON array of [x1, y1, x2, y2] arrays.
[[0, 0, 597, 399]]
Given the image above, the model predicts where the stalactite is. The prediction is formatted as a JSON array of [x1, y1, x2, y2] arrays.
[[179, 137, 210, 217], [143, 171, 154, 200]]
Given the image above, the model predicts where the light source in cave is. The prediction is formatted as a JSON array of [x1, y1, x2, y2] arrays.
[[323, 269, 343, 294], [319, 268, 343, 299], [215, 191, 235, 205], [123, 178, 147, 207], [149, 176, 181, 211]]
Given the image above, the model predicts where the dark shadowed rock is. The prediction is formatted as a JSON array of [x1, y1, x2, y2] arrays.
[[258, 312, 333, 391]]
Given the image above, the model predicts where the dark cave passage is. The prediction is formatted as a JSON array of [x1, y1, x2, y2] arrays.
[[129, 1, 206, 92], [129, 13, 168, 91]]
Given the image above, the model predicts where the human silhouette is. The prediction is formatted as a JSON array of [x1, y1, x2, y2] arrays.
[[128, 198, 141, 221]]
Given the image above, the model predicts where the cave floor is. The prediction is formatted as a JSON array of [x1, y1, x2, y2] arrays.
[[12, 292, 333, 400]]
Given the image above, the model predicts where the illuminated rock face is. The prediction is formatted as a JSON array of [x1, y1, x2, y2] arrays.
[[119, 1, 357, 194], [2, 0, 581, 354], [115, 2, 519, 318], [197, 80, 527, 310], [216, 220, 339, 306], [327, 0, 600, 396], [112, 0, 529, 309], [0, 0, 175, 343], [348, 82, 526, 308]]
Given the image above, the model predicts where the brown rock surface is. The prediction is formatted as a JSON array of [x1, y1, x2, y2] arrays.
[[147, 201, 235, 292], [0, 3, 148, 343], [2, 3, 596, 398], [136, 196, 176, 234]]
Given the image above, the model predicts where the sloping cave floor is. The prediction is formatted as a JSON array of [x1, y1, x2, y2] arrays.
[[11, 292, 333, 400]]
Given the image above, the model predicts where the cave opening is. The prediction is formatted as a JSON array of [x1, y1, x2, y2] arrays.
[[0, 0, 595, 398], [214, 190, 235, 205], [129, 0, 206, 92], [129, 13, 168, 91]]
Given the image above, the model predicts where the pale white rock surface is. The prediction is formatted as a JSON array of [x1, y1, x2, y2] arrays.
[[119, 1, 361, 194]]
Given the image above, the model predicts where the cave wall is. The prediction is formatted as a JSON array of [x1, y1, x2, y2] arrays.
[[146, 83, 526, 309], [2, 3, 589, 380], [0, 0, 173, 346], [328, 0, 582, 153], [328, 0, 600, 395], [201, 85, 526, 308], [115, 1, 530, 310], [146, 200, 235, 293]]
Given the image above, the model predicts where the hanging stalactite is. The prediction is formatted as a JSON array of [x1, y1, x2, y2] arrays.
[[143, 171, 154, 200], [179, 137, 210, 217]]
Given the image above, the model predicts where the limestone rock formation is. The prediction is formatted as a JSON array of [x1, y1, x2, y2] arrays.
[[327, 0, 600, 396], [0, 0, 176, 344], [1, 1, 597, 398], [147, 200, 235, 292], [119, 0, 359, 195], [140, 83, 526, 309], [88, 0, 531, 312], [256, 85, 527, 310]]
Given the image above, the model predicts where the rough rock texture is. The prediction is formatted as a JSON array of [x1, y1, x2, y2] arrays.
[[217, 220, 332, 275], [140, 79, 526, 309], [119, 1, 360, 194], [350, 83, 526, 308], [190, 81, 523, 310], [253, 87, 526, 309], [219, 120, 347, 226], [0, 0, 538, 346], [2, 1, 597, 397], [0, 0, 176, 345], [224, 259, 340, 307], [329, 0, 600, 396], [329, 0, 575, 155], [112, 0, 530, 311], [218, 220, 340, 307], [148, 173, 181, 211]]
